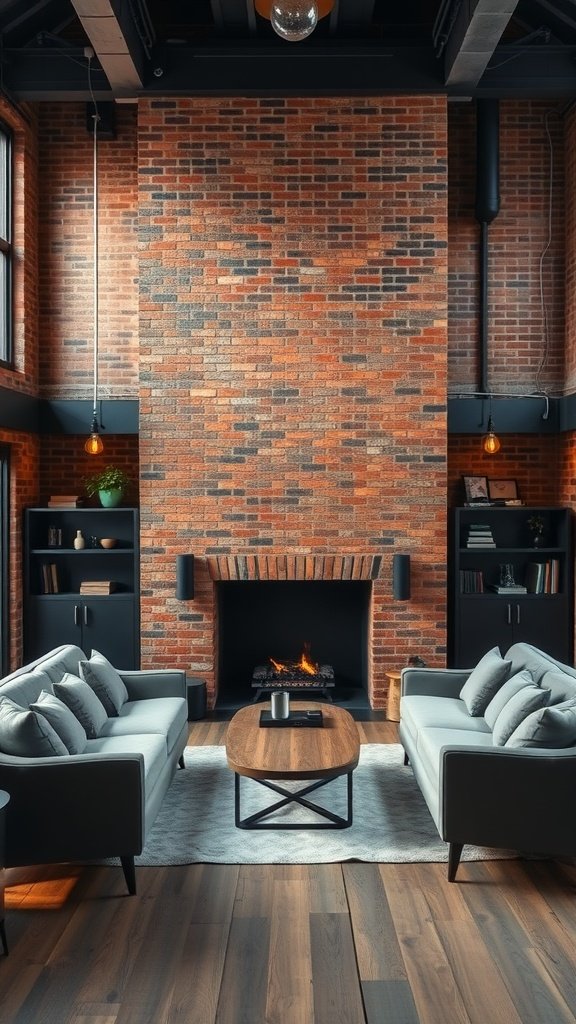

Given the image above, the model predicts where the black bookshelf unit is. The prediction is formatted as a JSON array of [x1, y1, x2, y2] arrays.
[[24, 507, 140, 669], [449, 506, 573, 667]]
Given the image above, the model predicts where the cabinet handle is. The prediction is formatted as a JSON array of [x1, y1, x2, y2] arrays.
[[517, 604, 520, 625], [84, 605, 89, 626], [507, 603, 511, 625], [74, 605, 80, 626]]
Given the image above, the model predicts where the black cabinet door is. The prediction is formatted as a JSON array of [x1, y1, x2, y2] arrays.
[[26, 596, 136, 668], [458, 596, 570, 666], [458, 598, 512, 666]]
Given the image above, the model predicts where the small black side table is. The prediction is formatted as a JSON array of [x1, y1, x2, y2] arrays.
[[0, 790, 9, 955], [186, 677, 207, 721]]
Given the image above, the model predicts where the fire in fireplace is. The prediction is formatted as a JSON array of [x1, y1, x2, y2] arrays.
[[251, 643, 335, 701]]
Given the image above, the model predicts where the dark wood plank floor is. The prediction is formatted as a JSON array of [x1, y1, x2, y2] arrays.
[[2, 719, 576, 1024]]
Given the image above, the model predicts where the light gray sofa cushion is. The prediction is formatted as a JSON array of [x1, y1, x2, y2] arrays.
[[460, 647, 511, 715], [484, 669, 534, 730], [79, 650, 129, 716], [0, 695, 68, 757], [0, 668, 53, 708], [85, 733, 167, 792], [30, 690, 88, 754], [401, 695, 491, 745], [506, 696, 576, 749], [492, 685, 551, 746], [53, 673, 108, 738], [99, 697, 188, 755]]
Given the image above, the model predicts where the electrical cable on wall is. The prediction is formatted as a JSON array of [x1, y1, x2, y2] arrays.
[[535, 109, 558, 393]]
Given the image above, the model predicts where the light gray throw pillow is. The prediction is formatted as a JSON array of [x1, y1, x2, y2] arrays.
[[492, 685, 551, 746], [30, 690, 87, 754], [53, 672, 108, 739], [0, 695, 68, 757], [506, 697, 576, 749], [460, 647, 512, 716], [79, 650, 129, 717], [484, 669, 533, 730]]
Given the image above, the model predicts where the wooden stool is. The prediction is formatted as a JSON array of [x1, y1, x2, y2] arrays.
[[385, 671, 402, 722]]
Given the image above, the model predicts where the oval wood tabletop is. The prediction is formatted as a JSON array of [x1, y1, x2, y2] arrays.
[[225, 700, 360, 780]]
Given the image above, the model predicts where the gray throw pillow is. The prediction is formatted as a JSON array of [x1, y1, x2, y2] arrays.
[[53, 673, 108, 739], [0, 695, 68, 757], [30, 690, 87, 754], [484, 669, 534, 730], [492, 685, 551, 746], [79, 650, 129, 717], [460, 647, 512, 716], [506, 696, 576, 749]]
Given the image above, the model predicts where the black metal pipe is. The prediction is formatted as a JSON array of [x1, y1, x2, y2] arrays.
[[475, 100, 500, 395]]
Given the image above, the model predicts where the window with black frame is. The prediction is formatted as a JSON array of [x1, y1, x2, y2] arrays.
[[0, 122, 11, 366], [0, 446, 8, 676]]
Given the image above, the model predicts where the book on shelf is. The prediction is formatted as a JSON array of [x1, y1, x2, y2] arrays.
[[459, 569, 484, 594], [79, 580, 118, 595], [467, 541, 496, 548], [40, 562, 60, 594], [47, 495, 85, 508], [490, 585, 528, 594], [525, 559, 560, 595]]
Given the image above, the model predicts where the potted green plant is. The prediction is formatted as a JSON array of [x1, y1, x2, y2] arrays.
[[85, 465, 131, 508]]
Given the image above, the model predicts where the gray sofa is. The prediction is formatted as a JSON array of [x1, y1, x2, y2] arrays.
[[399, 642, 576, 880], [0, 645, 188, 894]]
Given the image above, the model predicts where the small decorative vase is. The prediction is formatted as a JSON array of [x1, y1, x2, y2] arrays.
[[73, 529, 85, 550], [532, 534, 541, 548], [98, 488, 122, 508]]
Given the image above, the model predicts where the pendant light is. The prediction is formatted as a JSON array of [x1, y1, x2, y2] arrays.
[[84, 107, 103, 456], [482, 398, 501, 454], [254, 0, 334, 41]]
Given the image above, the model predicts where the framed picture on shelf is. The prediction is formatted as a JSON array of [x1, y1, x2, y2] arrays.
[[463, 475, 489, 502], [488, 478, 519, 501]]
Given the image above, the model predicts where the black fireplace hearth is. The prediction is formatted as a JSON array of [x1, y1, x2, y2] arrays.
[[216, 580, 370, 709]]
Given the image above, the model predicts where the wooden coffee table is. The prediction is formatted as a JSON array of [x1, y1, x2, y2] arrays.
[[225, 701, 360, 830]]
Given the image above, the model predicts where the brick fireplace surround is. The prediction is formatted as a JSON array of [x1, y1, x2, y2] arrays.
[[4, 94, 574, 699], [138, 96, 448, 709]]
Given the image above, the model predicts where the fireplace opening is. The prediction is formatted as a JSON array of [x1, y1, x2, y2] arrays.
[[216, 580, 371, 708]]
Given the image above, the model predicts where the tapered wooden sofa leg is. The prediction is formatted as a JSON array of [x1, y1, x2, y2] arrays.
[[448, 842, 464, 882], [121, 856, 136, 895]]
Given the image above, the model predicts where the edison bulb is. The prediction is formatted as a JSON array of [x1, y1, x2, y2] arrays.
[[84, 432, 104, 455], [271, 0, 318, 41], [483, 431, 501, 454]]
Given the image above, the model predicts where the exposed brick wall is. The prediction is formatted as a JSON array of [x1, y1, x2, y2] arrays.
[[448, 100, 565, 395], [565, 106, 576, 392], [36, 104, 139, 399], [448, 435, 561, 508], [38, 436, 139, 506], [138, 96, 449, 707]]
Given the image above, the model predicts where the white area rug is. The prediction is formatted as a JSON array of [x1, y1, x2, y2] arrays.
[[135, 744, 516, 866]]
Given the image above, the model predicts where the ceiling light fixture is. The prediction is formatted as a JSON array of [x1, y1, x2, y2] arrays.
[[482, 399, 501, 455], [255, 0, 334, 42], [84, 61, 104, 456]]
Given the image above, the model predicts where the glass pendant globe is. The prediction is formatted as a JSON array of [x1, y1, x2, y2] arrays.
[[271, 0, 318, 41]]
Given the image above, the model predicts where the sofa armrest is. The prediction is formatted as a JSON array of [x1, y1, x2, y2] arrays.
[[440, 746, 576, 854], [119, 668, 187, 700], [401, 667, 472, 698], [0, 753, 144, 866]]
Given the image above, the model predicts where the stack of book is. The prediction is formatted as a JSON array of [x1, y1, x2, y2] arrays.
[[525, 560, 560, 595], [47, 494, 84, 509], [459, 569, 484, 593], [490, 583, 528, 594], [466, 524, 496, 548], [79, 580, 118, 595], [40, 563, 60, 593]]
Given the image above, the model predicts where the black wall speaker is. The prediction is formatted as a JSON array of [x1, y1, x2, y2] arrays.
[[392, 553, 411, 601], [176, 554, 195, 600]]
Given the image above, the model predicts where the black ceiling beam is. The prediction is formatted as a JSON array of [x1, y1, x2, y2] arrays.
[[2, 39, 576, 99]]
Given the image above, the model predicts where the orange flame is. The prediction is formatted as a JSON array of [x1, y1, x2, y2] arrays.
[[269, 643, 319, 676]]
